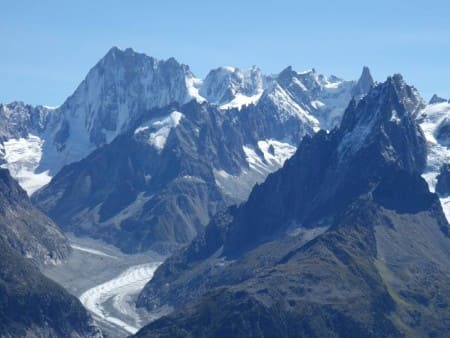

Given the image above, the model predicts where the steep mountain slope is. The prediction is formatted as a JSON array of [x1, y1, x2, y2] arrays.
[[0, 169, 101, 337], [200, 66, 266, 109], [134, 76, 450, 337], [0, 168, 70, 265], [0, 238, 102, 338], [0, 47, 205, 194], [33, 65, 373, 253], [0, 102, 55, 193], [418, 98, 450, 219]]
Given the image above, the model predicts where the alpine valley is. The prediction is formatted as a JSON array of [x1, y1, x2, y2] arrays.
[[2, 47, 450, 337]]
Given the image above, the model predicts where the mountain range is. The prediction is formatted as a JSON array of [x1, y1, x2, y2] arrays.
[[0, 47, 375, 253], [1, 47, 450, 337], [133, 75, 450, 337]]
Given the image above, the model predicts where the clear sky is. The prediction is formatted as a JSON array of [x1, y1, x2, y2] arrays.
[[1, 0, 450, 106]]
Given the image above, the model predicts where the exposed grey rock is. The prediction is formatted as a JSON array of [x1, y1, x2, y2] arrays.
[[436, 164, 450, 195], [352, 66, 374, 98], [0, 168, 70, 265], [0, 237, 102, 338], [0, 169, 102, 337], [429, 94, 447, 104], [134, 76, 450, 337], [435, 117, 450, 146]]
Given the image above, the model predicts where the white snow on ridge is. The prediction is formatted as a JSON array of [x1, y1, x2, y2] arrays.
[[135, 111, 184, 152], [315, 80, 355, 131], [311, 100, 325, 109], [1, 134, 51, 195], [420, 102, 450, 174], [214, 139, 296, 201], [220, 91, 263, 110], [419, 102, 450, 221], [79, 262, 161, 334], [243, 140, 296, 175], [185, 76, 206, 103], [267, 82, 321, 129], [42, 105, 59, 110], [257, 140, 296, 166]]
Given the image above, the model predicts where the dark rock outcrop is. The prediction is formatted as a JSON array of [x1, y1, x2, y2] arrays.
[[0, 168, 70, 265], [0, 169, 101, 337], [436, 164, 450, 195], [429, 94, 447, 104]]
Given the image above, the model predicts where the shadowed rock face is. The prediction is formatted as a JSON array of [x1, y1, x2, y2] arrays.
[[133, 76, 450, 338], [0, 169, 101, 337], [0, 168, 70, 265], [436, 164, 450, 196], [0, 237, 102, 338], [429, 94, 447, 105], [352, 66, 374, 98]]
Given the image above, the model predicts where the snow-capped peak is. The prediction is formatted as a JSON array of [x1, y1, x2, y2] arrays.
[[200, 65, 265, 109], [338, 75, 425, 162], [0, 47, 377, 195]]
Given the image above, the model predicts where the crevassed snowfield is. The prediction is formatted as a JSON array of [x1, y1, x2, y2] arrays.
[[1, 134, 51, 195], [79, 262, 161, 334]]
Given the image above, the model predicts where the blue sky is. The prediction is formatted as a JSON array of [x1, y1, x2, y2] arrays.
[[1, 0, 450, 105]]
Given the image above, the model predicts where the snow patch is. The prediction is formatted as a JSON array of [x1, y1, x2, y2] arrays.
[[186, 76, 206, 103], [135, 111, 184, 152], [42, 105, 59, 110], [266, 82, 320, 128], [311, 100, 325, 109], [214, 139, 296, 201], [419, 102, 450, 222], [1, 134, 52, 195], [287, 225, 330, 240], [220, 91, 263, 110], [390, 110, 401, 123]]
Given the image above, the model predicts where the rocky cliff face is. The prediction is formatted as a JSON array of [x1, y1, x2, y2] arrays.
[[0, 237, 102, 338], [417, 99, 450, 220], [0, 169, 101, 337], [133, 76, 450, 337], [0, 168, 70, 265], [0, 47, 205, 195], [436, 164, 450, 195]]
